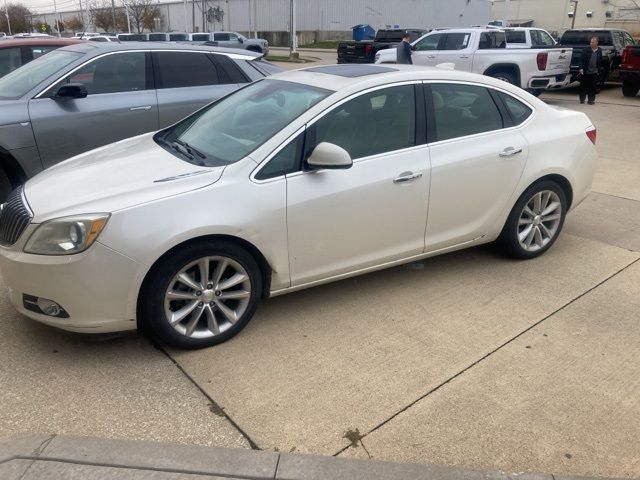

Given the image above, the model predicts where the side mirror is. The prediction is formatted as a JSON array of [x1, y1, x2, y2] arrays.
[[239, 37, 244, 43], [411, 45, 417, 51], [307, 142, 352, 170], [54, 83, 88, 100]]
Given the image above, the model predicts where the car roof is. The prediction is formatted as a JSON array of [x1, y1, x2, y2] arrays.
[[271, 64, 526, 95], [0, 38, 84, 48], [56, 41, 259, 59]]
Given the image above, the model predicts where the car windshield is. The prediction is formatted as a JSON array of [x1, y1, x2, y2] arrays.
[[156, 79, 331, 167], [0, 49, 82, 99], [561, 31, 613, 46]]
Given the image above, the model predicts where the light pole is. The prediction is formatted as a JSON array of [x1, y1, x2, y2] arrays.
[[122, 0, 131, 33], [110, 0, 117, 33], [503, 0, 510, 27], [52, 0, 61, 36], [571, 0, 579, 29], [3, 0, 11, 36], [289, 0, 297, 58]]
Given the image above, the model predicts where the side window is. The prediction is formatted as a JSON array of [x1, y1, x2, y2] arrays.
[[215, 33, 230, 41], [192, 34, 210, 41], [229, 33, 239, 41], [624, 33, 635, 46], [505, 31, 526, 44], [442, 33, 470, 50], [155, 51, 219, 88], [430, 83, 503, 142], [479, 32, 506, 49], [55, 52, 147, 95], [255, 133, 304, 180], [30, 46, 58, 59], [496, 91, 532, 125], [415, 33, 442, 51], [311, 85, 416, 160], [0, 47, 22, 77], [537, 30, 556, 46]]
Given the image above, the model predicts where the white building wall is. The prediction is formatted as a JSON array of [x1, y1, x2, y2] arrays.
[[491, 0, 640, 36], [33, 0, 491, 36]]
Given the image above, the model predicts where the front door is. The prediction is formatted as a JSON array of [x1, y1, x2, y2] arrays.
[[29, 51, 158, 168], [286, 84, 431, 286], [412, 33, 445, 66]]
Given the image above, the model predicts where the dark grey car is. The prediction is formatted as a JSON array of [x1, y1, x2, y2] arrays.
[[0, 42, 282, 200]]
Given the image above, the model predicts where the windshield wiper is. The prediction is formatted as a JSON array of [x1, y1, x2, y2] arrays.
[[160, 138, 206, 166], [173, 139, 206, 159]]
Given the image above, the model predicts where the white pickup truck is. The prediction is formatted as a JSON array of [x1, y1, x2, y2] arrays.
[[376, 28, 572, 95]]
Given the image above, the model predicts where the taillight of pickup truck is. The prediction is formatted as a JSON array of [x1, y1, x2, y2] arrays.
[[537, 52, 548, 71]]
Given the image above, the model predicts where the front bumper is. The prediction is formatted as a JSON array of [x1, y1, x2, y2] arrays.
[[528, 73, 572, 90], [0, 236, 142, 333]]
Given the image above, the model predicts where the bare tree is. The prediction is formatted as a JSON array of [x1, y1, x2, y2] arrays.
[[65, 15, 84, 32], [88, 0, 127, 33], [126, 0, 161, 33], [1, 3, 33, 33]]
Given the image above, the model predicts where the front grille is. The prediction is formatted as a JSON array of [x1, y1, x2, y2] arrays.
[[0, 187, 32, 246]]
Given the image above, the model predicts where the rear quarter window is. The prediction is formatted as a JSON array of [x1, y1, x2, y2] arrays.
[[497, 91, 532, 125]]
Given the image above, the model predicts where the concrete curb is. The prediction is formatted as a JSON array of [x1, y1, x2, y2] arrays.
[[0, 434, 634, 480]]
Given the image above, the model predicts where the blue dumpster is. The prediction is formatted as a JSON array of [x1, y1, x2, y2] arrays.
[[352, 24, 375, 41]]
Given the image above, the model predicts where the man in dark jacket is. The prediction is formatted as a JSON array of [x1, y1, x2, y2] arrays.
[[578, 36, 603, 105], [396, 33, 413, 65]]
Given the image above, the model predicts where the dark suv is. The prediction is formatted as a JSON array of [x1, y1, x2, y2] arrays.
[[559, 28, 635, 83]]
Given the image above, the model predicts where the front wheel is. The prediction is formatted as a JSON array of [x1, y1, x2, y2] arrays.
[[490, 70, 517, 86], [139, 240, 262, 349], [498, 181, 567, 259]]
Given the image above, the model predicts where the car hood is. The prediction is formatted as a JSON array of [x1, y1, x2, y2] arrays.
[[0, 99, 29, 126], [25, 133, 225, 222]]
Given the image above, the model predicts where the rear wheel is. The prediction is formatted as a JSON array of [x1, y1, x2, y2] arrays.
[[490, 70, 517, 86], [139, 240, 262, 349], [498, 180, 567, 259], [528, 89, 543, 97], [622, 79, 640, 97]]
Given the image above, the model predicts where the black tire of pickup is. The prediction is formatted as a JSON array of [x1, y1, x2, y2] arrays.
[[490, 70, 517, 86], [622, 79, 640, 97]]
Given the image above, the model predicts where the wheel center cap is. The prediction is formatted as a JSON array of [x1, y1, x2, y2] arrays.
[[202, 290, 215, 302], [533, 215, 542, 226]]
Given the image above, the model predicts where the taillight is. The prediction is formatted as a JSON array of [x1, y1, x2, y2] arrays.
[[536, 52, 548, 71], [364, 44, 373, 57], [621, 47, 629, 65], [586, 127, 597, 145]]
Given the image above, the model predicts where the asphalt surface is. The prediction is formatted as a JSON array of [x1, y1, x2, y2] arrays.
[[0, 77, 638, 478]]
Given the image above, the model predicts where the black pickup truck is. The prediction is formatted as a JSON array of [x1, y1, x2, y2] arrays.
[[337, 28, 427, 64], [559, 28, 636, 84]]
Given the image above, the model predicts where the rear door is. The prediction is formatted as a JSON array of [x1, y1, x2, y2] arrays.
[[153, 50, 243, 127], [424, 82, 529, 251], [435, 32, 473, 70], [28, 51, 158, 168], [412, 33, 445, 66]]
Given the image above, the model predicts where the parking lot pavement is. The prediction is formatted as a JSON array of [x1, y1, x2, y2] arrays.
[[0, 276, 249, 449], [0, 78, 639, 478]]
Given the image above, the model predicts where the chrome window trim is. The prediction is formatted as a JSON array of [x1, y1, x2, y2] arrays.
[[34, 49, 253, 99]]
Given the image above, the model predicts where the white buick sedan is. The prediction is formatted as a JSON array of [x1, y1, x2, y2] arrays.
[[0, 65, 597, 348]]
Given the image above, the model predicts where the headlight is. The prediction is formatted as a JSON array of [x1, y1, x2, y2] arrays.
[[24, 214, 110, 255]]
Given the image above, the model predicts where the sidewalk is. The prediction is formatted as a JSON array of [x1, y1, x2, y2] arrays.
[[0, 434, 629, 480]]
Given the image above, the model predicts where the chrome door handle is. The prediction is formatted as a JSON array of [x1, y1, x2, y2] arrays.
[[499, 147, 523, 157], [427, 55, 436, 59], [129, 105, 152, 111], [459, 55, 469, 58], [393, 172, 423, 184]]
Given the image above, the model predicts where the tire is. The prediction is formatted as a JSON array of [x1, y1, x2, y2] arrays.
[[528, 89, 543, 97], [490, 70, 517, 86], [139, 240, 262, 349], [498, 180, 567, 260], [247, 46, 262, 53], [0, 169, 12, 203], [622, 80, 640, 98]]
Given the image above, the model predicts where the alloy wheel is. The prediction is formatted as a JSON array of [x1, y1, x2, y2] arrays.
[[517, 190, 563, 252], [164, 256, 251, 339]]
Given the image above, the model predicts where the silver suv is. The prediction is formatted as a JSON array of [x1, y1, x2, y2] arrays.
[[0, 42, 281, 200]]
